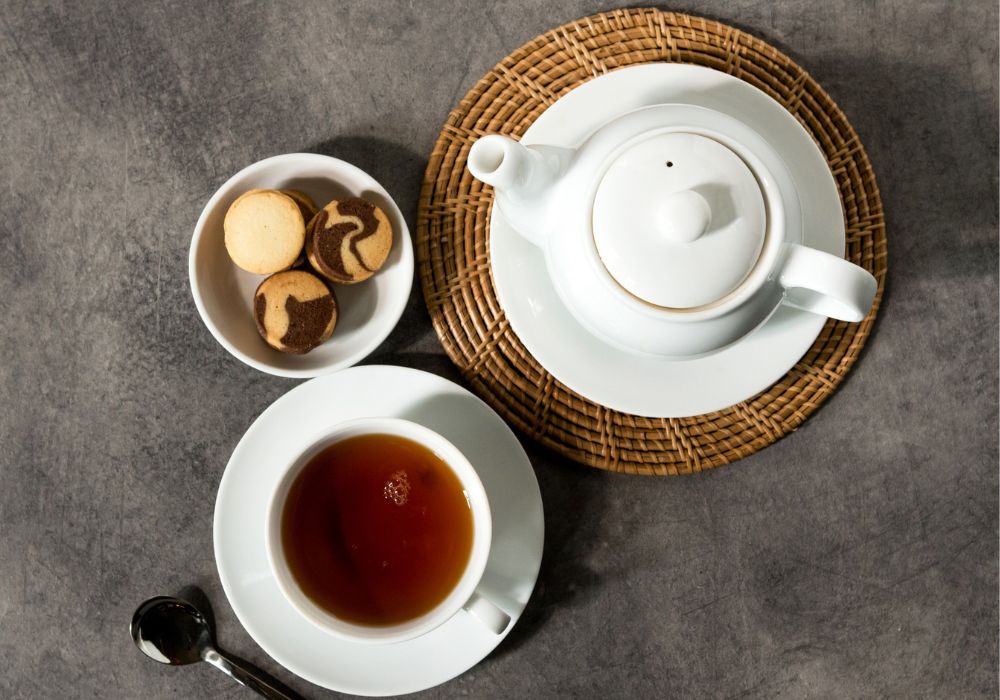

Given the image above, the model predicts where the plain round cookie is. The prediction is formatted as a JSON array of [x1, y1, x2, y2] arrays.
[[253, 270, 337, 354], [306, 197, 393, 284], [224, 190, 305, 274]]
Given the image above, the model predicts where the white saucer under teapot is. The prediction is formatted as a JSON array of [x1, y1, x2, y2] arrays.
[[468, 103, 877, 358]]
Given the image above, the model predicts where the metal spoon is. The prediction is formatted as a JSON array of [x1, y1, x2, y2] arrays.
[[131, 596, 304, 699]]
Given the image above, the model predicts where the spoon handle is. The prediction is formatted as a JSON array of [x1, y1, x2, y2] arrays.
[[203, 647, 304, 700]]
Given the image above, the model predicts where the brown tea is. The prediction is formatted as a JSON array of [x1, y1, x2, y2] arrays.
[[281, 433, 474, 626]]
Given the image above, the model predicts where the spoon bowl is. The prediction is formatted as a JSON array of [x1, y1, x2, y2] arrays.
[[131, 594, 303, 699], [131, 596, 212, 666]]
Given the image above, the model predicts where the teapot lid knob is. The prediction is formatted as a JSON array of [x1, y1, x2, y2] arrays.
[[658, 190, 711, 243]]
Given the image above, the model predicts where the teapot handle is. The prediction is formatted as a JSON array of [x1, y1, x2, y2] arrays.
[[778, 243, 877, 322]]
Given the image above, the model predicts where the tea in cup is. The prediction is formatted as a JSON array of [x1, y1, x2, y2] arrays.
[[266, 418, 508, 643]]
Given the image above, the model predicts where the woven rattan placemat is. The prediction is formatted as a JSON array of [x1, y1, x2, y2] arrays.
[[416, 8, 887, 475]]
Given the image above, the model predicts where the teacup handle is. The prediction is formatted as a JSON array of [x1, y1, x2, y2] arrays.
[[778, 243, 877, 322], [464, 592, 510, 635]]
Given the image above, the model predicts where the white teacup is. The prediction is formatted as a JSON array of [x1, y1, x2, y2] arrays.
[[265, 417, 510, 644]]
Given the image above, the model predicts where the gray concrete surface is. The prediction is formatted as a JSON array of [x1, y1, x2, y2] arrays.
[[1, 1, 997, 698]]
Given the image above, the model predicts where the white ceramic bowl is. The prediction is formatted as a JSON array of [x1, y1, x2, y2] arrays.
[[189, 153, 414, 377]]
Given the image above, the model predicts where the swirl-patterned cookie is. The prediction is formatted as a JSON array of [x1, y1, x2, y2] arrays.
[[306, 197, 393, 284], [280, 190, 317, 269], [279, 189, 318, 222], [224, 190, 305, 274], [253, 270, 337, 354]]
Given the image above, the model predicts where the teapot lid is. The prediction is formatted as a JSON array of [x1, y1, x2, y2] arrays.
[[592, 132, 766, 309]]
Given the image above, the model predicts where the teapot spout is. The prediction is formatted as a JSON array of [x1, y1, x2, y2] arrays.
[[468, 135, 569, 247], [468, 135, 542, 191]]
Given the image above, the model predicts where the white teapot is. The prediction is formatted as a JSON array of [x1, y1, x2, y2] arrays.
[[468, 104, 877, 357]]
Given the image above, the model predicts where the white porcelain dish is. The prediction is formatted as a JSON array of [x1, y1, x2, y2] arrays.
[[189, 153, 414, 378], [214, 366, 544, 696]]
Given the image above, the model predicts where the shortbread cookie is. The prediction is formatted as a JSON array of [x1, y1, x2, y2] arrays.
[[253, 270, 337, 354], [224, 190, 305, 274], [306, 197, 393, 284]]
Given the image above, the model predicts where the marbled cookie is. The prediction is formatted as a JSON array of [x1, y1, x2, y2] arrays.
[[224, 189, 305, 274], [280, 189, 318, 222], [280, 190, 317, 269], [253, 270, 337, 354], [306, 197, 393, 284]]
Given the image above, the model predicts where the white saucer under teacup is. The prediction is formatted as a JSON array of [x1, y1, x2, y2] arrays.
[[487, 64, 861, 417], [214, 366, 544, 696]]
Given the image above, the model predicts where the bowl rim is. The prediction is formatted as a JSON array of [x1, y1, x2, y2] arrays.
[[188, 152, 414, 377]]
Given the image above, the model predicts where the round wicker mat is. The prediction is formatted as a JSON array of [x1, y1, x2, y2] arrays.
[[416, 8, 887, 475]]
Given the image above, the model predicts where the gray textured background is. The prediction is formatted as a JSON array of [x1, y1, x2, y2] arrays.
[[1, 1, 997, 698]]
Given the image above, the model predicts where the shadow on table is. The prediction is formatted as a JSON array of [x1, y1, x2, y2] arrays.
[[490, 447, 609, 660], [769, 52, 998, 405], [304, 134, 425, 229], [669, 4, 996, 348], [707, 11, 999, 284], [665, 11, 996, 416]]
